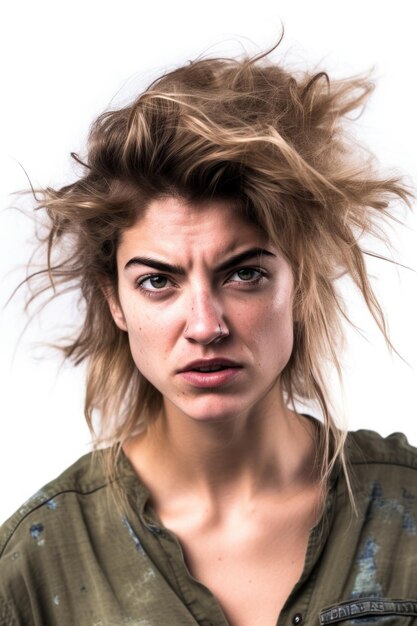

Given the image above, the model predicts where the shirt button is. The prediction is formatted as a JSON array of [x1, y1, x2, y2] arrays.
[[292, 614, 303, 625]]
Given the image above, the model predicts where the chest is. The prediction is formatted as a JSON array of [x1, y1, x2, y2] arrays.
[[192, 531, 309, 626], [167, 500, 317, 626]]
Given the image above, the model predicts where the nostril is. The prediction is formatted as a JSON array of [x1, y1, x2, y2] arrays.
[[183, 320, 229, 344]]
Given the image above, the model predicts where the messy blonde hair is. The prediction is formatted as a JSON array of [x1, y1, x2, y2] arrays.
[[23, 43, 411, 495]]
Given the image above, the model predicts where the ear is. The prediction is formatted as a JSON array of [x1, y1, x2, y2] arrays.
[[101, 282, 128, 332]]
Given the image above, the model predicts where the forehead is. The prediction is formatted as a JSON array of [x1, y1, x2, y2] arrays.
[[118, 196, 269, 259]]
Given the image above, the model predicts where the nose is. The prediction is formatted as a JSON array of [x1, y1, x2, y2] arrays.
[[184, 290, 229, 345]]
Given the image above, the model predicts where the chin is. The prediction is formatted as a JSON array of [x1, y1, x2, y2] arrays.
[[170, 394, 255, 424]]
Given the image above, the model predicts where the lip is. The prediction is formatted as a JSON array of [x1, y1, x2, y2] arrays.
[[178, 358, 242, 373], [177, 358, 243, 389]]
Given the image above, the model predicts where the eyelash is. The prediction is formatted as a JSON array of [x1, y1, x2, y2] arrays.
[[134, 267, 267, 296]]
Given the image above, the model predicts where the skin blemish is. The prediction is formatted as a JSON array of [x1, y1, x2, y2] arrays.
[[80, 585, 87, 593], [30, 523, 45, 546], [11, 552, 20, 561], [369, 481, 416, 534], [350, 537, 382, 599], [122, 516, 145, 554], [52, 595, 60, 605]]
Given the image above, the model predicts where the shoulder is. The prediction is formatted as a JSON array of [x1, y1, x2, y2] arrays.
[[346, 429, 417, 470], [0, 452, 155, 625], [343, 430, 417, 522], [0, 452, 113, 624], [314, 431, 417, 620], [0, 451, 110, 558]]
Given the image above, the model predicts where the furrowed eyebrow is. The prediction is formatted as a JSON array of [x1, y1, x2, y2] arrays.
[[124, 247, 275, 274], [215, 247, 276, 272], [124, 257, 186, 274]]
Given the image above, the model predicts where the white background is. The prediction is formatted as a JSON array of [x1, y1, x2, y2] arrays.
[[1, 0, 416, 523]]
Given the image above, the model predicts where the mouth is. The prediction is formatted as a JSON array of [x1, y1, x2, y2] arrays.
[[179, 359, 242, 373], [177, 359, 243, 388], [190, 364, 231, 373]]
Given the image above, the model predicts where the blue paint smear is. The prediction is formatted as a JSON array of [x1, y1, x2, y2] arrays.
[[360, 538, 378, 561], [401, 488, 417, 533], [122, 516, 145, 554], [30, 523, 45, 546], [370, 481, 383, 500], [369, 481, 416, 535], [30, 523, 44, 540], [19, 491, 59, 515], [351, 537, 382, 600], [349, 537, 384, 622]]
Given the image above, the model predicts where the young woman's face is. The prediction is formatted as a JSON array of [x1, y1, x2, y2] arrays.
[[108, 197, 294, 423]]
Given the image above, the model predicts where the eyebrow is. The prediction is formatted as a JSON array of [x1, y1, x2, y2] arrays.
[[124, 247, 276, 274], [217, 247, 276, 272]]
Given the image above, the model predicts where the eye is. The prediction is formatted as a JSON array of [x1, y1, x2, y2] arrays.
[[235, 268, 260, 281], [136, 274, 173, 293], [228, 267, 265, 284]]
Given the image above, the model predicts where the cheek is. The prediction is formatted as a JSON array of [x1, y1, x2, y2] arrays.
[[248, 296, 294, 363], [122, 304, 178, 380], [122, 309, 159, 362], [126, 328, 165, 386]]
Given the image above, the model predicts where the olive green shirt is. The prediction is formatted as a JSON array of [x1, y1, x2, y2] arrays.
[[1, 429, 417, 625]]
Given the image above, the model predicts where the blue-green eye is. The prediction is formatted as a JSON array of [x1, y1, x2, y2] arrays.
[[148, 276, 168, 289], [137, 275, 170, 291], [229, 267, 264, 283], [236, 268, 260, 281]]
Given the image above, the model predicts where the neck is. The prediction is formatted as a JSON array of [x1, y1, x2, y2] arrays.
[[123, 389, 319, 513]]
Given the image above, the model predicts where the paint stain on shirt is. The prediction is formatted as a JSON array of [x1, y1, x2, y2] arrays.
[[19, 492, 46, 516], [351, 537, 382, 599], [19, 491, 59, 517], [30, 523, 45, 546], [122, 517, 145, 554], [369, 481, 416, 534]]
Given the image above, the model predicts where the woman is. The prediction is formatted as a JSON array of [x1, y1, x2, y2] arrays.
[[1, 47, 416, 626]]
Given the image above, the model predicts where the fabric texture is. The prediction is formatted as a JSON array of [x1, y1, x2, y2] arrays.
[[1, 429, 417, 625]]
